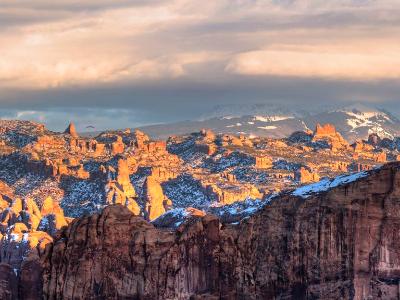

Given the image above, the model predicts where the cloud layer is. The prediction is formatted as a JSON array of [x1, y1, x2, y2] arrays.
[[1, 0, 400, 129], [1, 0, 400, 88]]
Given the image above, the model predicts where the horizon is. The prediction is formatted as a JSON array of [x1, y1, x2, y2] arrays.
[[2, 101, 399, 134]]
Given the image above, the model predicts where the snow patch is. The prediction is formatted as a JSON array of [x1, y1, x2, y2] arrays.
[[254, 115, 293, 122], [257, 126, 277, 130], [292, 171, 369, 198]]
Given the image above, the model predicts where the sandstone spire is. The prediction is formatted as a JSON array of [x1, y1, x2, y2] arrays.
[[64, 122, 78, 137], [143, 176, 171, 221]]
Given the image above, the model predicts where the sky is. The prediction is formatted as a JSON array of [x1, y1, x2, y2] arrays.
[[1, 0, 400, 131]]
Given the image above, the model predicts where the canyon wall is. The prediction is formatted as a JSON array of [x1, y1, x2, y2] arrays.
[[9, 162, 400, 299]]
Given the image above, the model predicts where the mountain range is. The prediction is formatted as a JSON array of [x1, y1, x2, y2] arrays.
[[138, 103, 400, 142]]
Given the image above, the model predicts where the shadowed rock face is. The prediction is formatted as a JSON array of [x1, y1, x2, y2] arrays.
[[12, 162, 400, 299], [0, 263, 18, 300]]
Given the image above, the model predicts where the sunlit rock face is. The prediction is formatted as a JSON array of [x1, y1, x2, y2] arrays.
[[312, 123, 351, 151], [104, 158, 140, 215], [0, 194, 56, 273], [64, 122, 78, 138], [2, 119, 400, 298], [142, 175, 171, 220], [7, 163, 400, 299], [295, 166, 320, 183]]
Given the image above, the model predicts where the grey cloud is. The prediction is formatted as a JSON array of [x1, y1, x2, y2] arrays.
[[0, 0, 165, 12], [1, 76, 400, 131]]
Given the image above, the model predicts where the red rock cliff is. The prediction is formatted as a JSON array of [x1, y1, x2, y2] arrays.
[[14, 162, 400, 299]]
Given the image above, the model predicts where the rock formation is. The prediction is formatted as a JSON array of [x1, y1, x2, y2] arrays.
[[38, 196, 68, 235], [4, 119, 400, 299], [134, 129, 150, 149], [254, 156, 273, 169], [150, 166, 177, 181], [0, 195, 55, 274], [64, 122, 78, 137], [104, 159, 140, 215], [312, 123, 350, 151], [374, 151, 387, 163], [111, 136, 125, 155], [295, 166, 320, 183], [314, 123, 336, 136], [142, 175, 172, 220], [353, 140, 374, 153], [9, 162, 400, 299], [368, 133, 381, 145], [200, 129, 216, 142], [205, 182, 262, 205]]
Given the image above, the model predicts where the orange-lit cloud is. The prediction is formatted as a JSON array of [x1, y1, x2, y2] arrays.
[[225, 43, 400, 80], [1, 0, 400, 88]]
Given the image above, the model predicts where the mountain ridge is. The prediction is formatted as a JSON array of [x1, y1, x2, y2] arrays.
[[136, 103, 400, 142]]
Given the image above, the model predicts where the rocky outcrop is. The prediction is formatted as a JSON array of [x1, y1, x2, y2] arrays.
[[368, 133, 381, 145], [200, 129, 216, 142], [295, 166, 320, 183], [0, 197, 42, 230], [38, 197, 68, 235], [205, 183, 262, 205], [150, 166, 178, 181], [328, 161, 350, 172], [111, 136, 125, 155], [142, 176, 172, 220], [64, 122, 78, 137], [313, 123, 350, 151], [349, 162, 376, 172], [11, 162, 400, 299], [69, 138, 106, 157], [104, 159, 140, 215], [0, 195, 57, 272], [133, 129, 150, 148], [0, 225, 52, 271], [353, 140, 374, 153], [254, 156, 273, 168], [33, 135, 66, 153], [374, 151, 387, 163]]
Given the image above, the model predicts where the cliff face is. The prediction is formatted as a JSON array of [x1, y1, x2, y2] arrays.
[[17, 163, 400, 299]]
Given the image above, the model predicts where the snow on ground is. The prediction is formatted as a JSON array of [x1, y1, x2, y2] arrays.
[[257, 126, 278, 130], [254, 115, 294, 122], [162, 174, 210, 209], [292, 171, 369, 198], [152, 208, 190, 228], [155, 168, 378, 228], [209, 198, 265, 221], [338, 104, 396, 139]]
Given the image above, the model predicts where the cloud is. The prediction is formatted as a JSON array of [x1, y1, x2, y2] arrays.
[[225, 43, 400, 80], [1, 0, 400, 130], [0, 0, 400, 89], [0, 107, 154, 132]]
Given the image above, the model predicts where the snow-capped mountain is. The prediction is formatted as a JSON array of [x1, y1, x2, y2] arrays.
[[139, 103, 400, 142], [198, 103, 319, 120], [304, 104, 400, 142]]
